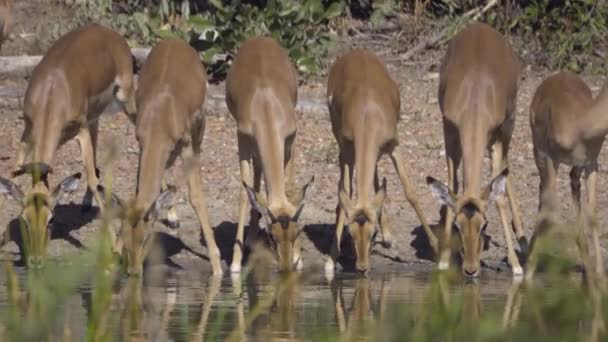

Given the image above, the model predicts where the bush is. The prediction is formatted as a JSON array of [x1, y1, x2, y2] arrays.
[[409, 0, 608, 72], [65, 0, 345, 79]]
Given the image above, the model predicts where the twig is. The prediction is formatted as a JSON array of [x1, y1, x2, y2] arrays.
[[389, 0, 500, 62]]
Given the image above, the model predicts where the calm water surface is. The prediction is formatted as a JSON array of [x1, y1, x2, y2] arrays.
[[0, 267, 588, 341]]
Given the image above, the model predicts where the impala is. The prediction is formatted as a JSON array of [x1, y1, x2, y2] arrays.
[[529, 71, 606, 280], [324, 49, 436, 274], [426, 23, 527, 277], [111, 37, 222, 276], [225, 36, 314, 273], [0, 24, 136, 267]]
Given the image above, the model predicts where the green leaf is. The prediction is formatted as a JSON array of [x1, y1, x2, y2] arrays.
[[201, 47, 221, 64], [296, 55, 316, 73], [208, 0, 224, 11], [324, 2, 345, 19], [154, 29, 179, 39], [188, 15, 213, 32]]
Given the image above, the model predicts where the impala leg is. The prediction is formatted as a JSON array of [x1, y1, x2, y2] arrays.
[[390, 149, 437, 254], [534, 149, 559, 213], [192, 275, 221, 339], [330, 279, 347, 333], [500, 125, 527, 252], [504, 165, 527, 253], [490, 140, 523, 276], [325, 147, 353, 275], [13, 118, 32, 175], [181, 145, 222, 275], [231, 134, 252, 274], [76, 127, 105, 209], [527, 150, 558, 280], [585, 164, 604, 281], [438, 127, 461, 270], [374, 169, 392, 248], [502, 277, 523, 329], [81, 121, 98, 213], [570, 166, 594, 279], [244, 155, 263, 250]]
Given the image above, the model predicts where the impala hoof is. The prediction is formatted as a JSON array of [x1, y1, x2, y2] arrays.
[[380, 239, 392, 249], [438, 260, 450, 270], [212, 267, 224, 277], [512, 265, 524, 277], [294, 258, 303, 271], [380, 231, 393, 249], [324, 259, 335, 274], [324, 260, 336, 282], [230, 262, 242, 273]]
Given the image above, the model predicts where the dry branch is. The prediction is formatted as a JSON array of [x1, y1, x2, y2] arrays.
[[391, 0, 500, 62]]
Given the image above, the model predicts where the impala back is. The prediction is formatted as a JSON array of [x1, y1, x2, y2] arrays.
[[530, 71, 594, 165], [24, 23, 136, 165]]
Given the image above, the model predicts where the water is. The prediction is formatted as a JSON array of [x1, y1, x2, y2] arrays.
[[0, 263, 602, 342], [0, 267, 530, 341]]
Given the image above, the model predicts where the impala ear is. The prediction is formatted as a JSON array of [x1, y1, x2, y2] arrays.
[[243, 181, 269, 215], [143, 187, 175, 222], [292, 175, 315, 222], [53, 172, 81, 198], [97, 184, 125, 210], [426, 176, 455, 211], [483, 168, 508, 206], [0, 176, 24, 203]]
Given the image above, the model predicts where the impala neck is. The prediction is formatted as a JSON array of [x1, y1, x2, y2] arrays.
[[354, 124, 379, 207], [254, 122, 290, 210], [31, 115, 62, 166], [460, 118, 488, 196], [135, 138, 170, 211]]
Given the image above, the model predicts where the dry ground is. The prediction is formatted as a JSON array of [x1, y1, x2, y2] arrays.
[[0, 1, 607, 277]]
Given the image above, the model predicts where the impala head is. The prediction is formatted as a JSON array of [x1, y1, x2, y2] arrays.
[[339, 178, 387, 274], [112, 186, 174, 277], [244, 176, 315, 272], [426, 169, 508, 277], [0, 163, 81, 268]]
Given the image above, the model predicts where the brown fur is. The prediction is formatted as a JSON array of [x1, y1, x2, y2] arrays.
[[529, 71, 605, 280], [326, 49, 435, 274], [427, 22, 526, 277], [117, 37, 222, 276], [225, 36, 313, 273], [7, 24, 136, 267]]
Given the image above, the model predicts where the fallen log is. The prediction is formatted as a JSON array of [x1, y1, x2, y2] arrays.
[[0, 47, 152, 74]]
